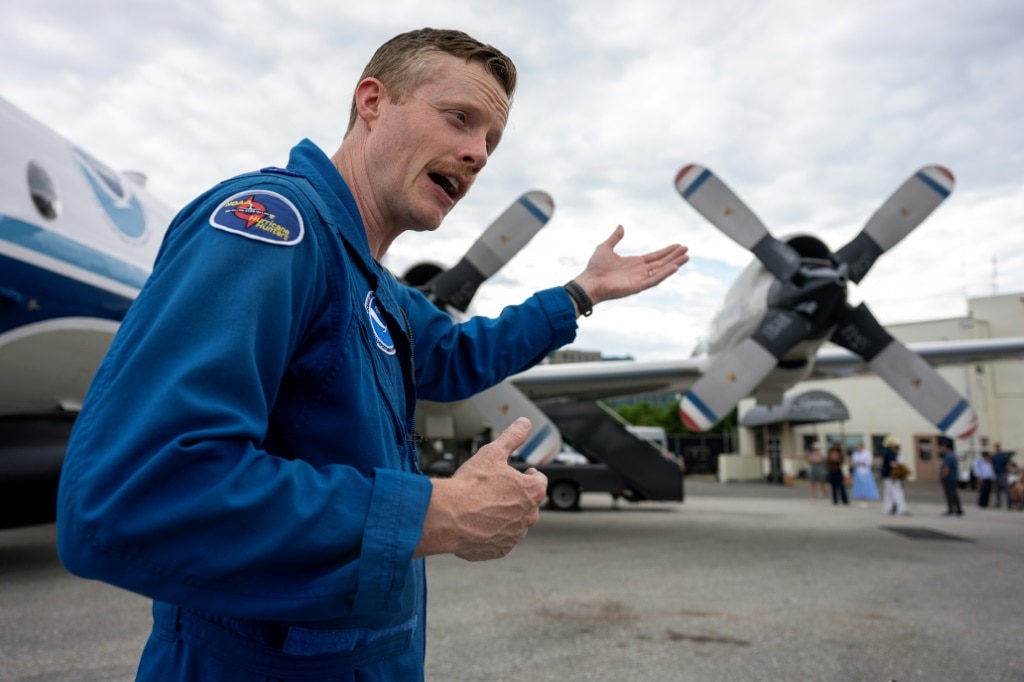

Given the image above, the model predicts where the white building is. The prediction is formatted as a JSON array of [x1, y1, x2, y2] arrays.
[[734, 292, 1024, 481]]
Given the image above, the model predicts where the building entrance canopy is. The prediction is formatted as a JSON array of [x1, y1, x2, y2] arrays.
[[741, 390, 850, 427]]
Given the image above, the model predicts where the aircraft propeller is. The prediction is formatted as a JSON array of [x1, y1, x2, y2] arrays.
[[419, 191, 555, 312], [405, 191, 565, 466], [674, 164, 976, 439]]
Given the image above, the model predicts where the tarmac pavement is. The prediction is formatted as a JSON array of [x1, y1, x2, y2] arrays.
[[1, 477, 1021, 681]]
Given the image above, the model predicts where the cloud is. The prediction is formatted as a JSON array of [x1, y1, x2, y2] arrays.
[[3, 0, 1023, 361]]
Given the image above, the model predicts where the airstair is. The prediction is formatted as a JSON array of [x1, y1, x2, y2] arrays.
[[530, 401, 684, 510]]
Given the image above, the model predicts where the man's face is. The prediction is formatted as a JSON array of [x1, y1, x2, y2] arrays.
[[365, 55, 510, 233]]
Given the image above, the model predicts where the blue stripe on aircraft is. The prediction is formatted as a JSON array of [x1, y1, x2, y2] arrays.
[[681, 168, 712, 199], [916, 171, 951, 199], [0, 216, 150, 290], [0, 252, 134, 335], [937, 399, 969, 433], [684, 390, 718, 424], [518, 196, 550, 225], [517, 422, 553, 461]]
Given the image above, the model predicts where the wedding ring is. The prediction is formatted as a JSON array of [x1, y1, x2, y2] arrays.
[[647, 269, 653, 278]]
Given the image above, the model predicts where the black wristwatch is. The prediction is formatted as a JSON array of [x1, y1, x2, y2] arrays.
[[563, 280, 593, 317]]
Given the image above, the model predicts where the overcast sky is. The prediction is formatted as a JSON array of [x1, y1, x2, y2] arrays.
[[4, 0, 1023, 361]]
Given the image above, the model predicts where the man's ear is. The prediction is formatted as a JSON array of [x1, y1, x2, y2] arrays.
[[354, 78, 386, 127]]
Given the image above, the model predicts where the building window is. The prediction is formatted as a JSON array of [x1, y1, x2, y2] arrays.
[[826, 434, 862, 455]]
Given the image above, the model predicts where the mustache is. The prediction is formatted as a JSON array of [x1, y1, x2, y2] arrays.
[[427, 162, 474, 187]]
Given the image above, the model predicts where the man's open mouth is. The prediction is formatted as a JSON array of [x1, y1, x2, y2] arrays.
[[428, 173, 460, 199]]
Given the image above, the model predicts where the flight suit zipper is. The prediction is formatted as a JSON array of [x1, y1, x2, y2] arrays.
[[397, 308, 424, 473]]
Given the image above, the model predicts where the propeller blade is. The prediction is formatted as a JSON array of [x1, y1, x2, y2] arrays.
[[675, 164, 801, 281], [833, 166, 954, 283], [680, 309, 813, 431], [831, 303, 977, 438], [427, 191, 554, 312], [470, 380, 563, 466]]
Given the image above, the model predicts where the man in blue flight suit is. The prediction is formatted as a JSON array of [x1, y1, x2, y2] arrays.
[[56, 28, 690, 681]]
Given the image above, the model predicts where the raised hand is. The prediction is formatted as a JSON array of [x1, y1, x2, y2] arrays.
[[572, 225, 689, 307]]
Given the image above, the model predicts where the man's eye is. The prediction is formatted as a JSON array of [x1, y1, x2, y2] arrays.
[[450, 112, 467, 124]]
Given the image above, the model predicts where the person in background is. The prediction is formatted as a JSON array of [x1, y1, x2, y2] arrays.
[[805, 443, 828, 500], [826, 443, 849, 506], [880, 435, 908, 516], [990, 443, 1012, 510], [972, 450, 995, 508], [850, 441, 879, 508], [939, 437, 964, 517], [1009, 462, 1024, 511]]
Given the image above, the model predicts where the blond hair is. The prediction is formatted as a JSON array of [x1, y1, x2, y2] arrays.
[[347, 28, 517, 132]]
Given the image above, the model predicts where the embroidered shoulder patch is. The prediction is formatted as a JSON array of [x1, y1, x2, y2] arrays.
[[209, 190, 304, 245]]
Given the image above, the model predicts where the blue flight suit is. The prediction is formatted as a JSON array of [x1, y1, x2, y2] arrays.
[[57, 139, 578, 680]]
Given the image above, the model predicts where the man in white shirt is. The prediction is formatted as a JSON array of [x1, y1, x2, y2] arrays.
[[972, 451, 995, 508]]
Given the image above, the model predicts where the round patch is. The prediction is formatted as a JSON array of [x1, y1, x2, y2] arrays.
[[209, 190, 304, 245], [365, 291, 395, 355]]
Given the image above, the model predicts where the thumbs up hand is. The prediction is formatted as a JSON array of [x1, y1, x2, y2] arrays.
[[416, 418, 548, 562]]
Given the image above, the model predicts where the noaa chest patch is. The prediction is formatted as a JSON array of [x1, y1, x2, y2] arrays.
[[365, 291, 395, 355], [209, 190, 304, 245]]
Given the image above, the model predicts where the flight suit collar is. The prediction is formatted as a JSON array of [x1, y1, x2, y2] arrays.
[[286, 139, 382, 283]]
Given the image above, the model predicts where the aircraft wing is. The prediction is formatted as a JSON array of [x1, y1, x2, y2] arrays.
[[808, 336, 1024, 379], [509, 334, 1024, 405], [510, 358, 705, 402]]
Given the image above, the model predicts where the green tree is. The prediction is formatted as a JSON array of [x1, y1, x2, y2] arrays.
[[613, 400, 677, 432], [613, 399, 736, 435]]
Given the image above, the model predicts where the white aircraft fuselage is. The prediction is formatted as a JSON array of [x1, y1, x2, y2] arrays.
[[0, 98, 175, 419], [698, 235, 843, 406]]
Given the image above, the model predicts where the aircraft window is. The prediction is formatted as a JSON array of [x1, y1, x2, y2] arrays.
[[27, 161, 61, 220]]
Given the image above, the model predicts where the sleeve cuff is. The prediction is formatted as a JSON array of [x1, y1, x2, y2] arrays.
[[353, 468, 432, 613], [534, 286, 579, 347]]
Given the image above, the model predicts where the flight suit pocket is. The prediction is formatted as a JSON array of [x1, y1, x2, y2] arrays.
[[282, 615, 417, 656]]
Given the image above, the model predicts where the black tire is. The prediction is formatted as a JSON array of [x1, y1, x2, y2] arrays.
[[548, 480, 581, 511]]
